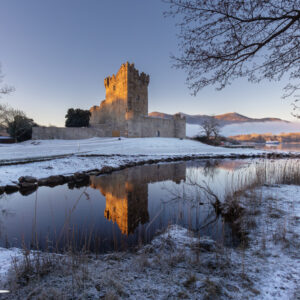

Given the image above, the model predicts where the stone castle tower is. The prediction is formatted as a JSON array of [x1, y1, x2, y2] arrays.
[[90, 62, 150, 135], [89, 62, 185, 138]]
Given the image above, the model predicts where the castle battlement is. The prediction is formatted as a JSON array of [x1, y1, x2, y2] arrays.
[[104, 62, 149, 89]]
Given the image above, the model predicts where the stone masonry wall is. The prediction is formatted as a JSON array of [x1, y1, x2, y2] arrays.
[[32, 125, 111, 140], [127, 115, 186, 138]]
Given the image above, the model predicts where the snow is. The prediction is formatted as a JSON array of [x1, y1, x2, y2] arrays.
[[0, 248, 22, 285], [0, 137, 265, 186], [238, 185, 300, 299], [0, 137, 259, 161], [186, 121, 300, 137]]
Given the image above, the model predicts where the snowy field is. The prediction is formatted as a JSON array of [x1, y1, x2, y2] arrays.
[[0, 137, 262, 161], [187, 121, 300, 138], [0, 137, 265, 186]]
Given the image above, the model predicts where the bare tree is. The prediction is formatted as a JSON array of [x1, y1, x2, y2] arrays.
[[0, 63, 14, 97], [164, 0, 300, 116], [200, 117, 220, 140], [0, 103, 25, 129]]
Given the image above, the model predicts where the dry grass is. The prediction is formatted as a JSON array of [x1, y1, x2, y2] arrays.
[[10, 250, 62, 286]]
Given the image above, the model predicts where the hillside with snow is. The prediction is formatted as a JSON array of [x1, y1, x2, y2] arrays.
[[150, 111, 286, 126], [186, 121, 300, 138]]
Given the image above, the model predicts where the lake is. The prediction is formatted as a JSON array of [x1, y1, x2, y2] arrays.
[[254, 143, 300, 152], [0, 158, 299, 253]]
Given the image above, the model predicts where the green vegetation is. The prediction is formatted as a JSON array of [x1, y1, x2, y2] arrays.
[[8, 115, 36, 142], [65, 108, 91, 128]]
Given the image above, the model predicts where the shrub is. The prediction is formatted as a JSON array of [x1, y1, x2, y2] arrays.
[[8, 115, 36, 142], [65, 108, 91, 127]]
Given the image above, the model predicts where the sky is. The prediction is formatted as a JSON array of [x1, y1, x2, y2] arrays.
[[0, 0, 298, 126]]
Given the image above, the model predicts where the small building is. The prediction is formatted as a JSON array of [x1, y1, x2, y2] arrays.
[[0, 136, 15, 144], [33, 63, 186, 140]]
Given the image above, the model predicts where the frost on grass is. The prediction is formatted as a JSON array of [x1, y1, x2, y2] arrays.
[[1, 185, 299, 299]]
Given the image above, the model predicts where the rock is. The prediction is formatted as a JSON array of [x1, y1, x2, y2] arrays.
[[37, 178, 49, 186], [19, 186, 37, 196], [39, 175, 65, 187], [20, 182, 37, 189], [73, 173, 89, 183], [86, 170, 99, 176], [100, 166, 114, 174], [5, 184, 20, 194], [63, 175, 75, 182], [74, 172, 85, 179], [86, 169, 99, 174], [124, 162, 136, 168], [0, 186, 5, 194], [18, 176, 37, 184]]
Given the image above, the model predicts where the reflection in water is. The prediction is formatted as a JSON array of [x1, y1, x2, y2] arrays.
[[2, 159, 288, 252], [90, 164, 186, 235], [255, 143, 300, 152]]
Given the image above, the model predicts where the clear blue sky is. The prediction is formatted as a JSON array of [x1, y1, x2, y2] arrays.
[[0, 0, 297, 126]]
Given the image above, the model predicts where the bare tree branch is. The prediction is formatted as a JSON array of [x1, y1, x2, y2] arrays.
[[164, 0, 300, 117], [0, 63, 15, 98]]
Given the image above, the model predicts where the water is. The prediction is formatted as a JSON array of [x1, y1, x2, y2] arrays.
[[0, 159, 298, 253], [254, 143, 300, 152]]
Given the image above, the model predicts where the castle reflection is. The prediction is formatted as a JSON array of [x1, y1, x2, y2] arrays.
[[89, 163, 186, 235]]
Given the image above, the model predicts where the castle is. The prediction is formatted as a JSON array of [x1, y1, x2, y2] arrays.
[[32, 62, 186, 139]]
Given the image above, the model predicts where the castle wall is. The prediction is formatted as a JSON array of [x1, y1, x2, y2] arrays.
[[125, 64, 149, 120], [90, 63, 129, 132], [126, 115, 186, 138], [32, 125, 111, 140]]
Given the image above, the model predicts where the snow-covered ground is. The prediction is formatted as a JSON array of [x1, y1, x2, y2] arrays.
[[0, 137, 265, 186], [1, 185, 299, 299], [238, 185, 300, 299], [187, 121, 300, 138], [0, 248, 22, 286], [0, 137, 261, 161]]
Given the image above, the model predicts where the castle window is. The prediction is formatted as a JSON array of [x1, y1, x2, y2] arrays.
[[113, 85, 116, 91], [136, 95, 140, 101]]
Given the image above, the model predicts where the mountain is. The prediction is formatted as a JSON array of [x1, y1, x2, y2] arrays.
[[214, 112, 283, 124], [149, 111, 287, 126]]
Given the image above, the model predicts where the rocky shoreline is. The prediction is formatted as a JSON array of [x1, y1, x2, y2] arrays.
[[1, 151, 299, 196]]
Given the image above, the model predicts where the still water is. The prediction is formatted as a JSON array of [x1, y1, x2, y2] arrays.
[[0, 159, 297, 252], [254, 143, 300, 152]]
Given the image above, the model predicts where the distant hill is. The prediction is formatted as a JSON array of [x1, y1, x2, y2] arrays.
[[149, 111, 287, 126]]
